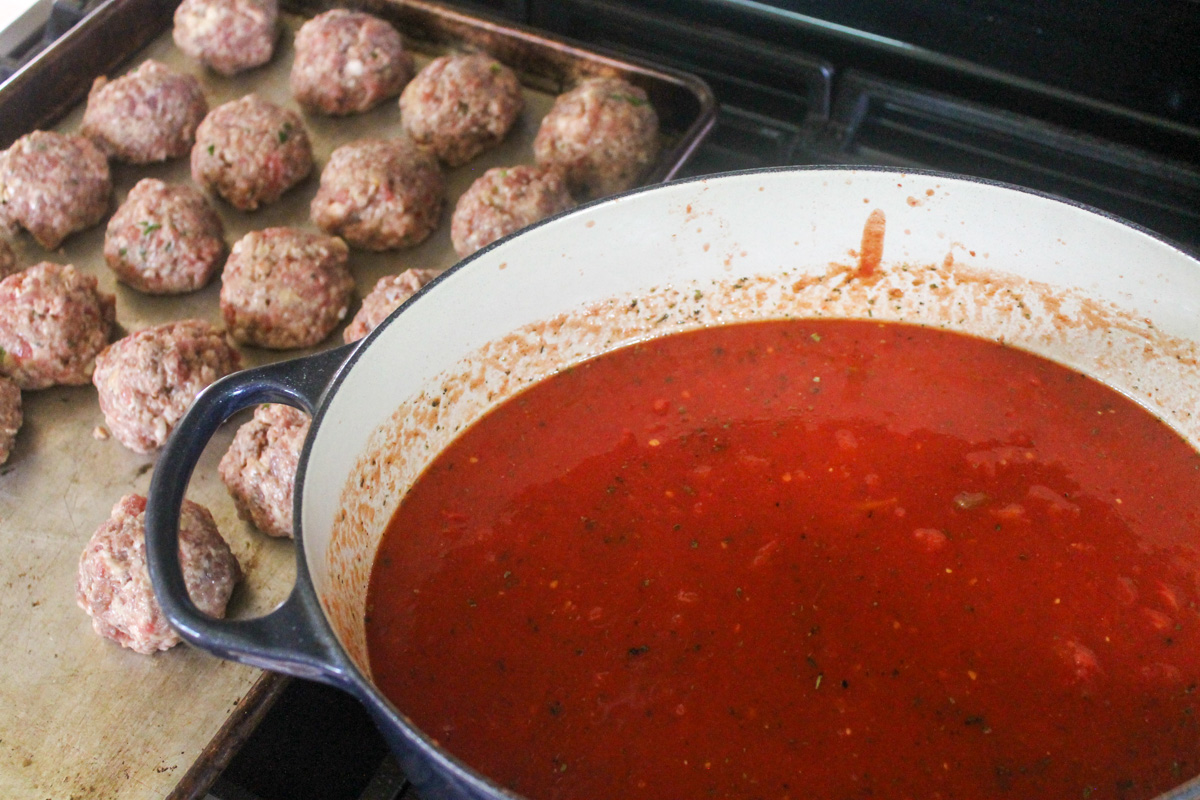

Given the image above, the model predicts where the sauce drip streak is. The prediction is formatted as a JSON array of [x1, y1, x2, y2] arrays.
[[857, 207, 886, 277]]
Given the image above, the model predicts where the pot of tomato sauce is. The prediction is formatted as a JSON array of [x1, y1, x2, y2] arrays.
[[147, 167, 1200, 800]]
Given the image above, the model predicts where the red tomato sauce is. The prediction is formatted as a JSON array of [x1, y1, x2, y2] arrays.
[[366, 319, 1200, 800]]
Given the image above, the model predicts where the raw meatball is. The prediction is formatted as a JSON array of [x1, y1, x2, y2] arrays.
[[173, 0, 278, 76], [104, 179, 226, 294], [533, 76, 660, 200], [451, 165, 575, 257], [0, 238, 16, 278], [92, 319, 242, 454], [219, 403, 310, 538], [291, 9, 413, 116], [77, 494, 241, 655], [81, 59, 208, 164], [0, 262, 116, 390], [399, 53, 523, 166], [310, 137, 444, 251], [0, 131, 111, 249], [191, 94, 313, 211], [0, 375, 21, 465], [343, 267, 438, 343], [221, 227, 353, 349]]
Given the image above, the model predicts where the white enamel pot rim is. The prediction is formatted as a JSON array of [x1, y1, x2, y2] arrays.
[[146, 165, 1200, 800]]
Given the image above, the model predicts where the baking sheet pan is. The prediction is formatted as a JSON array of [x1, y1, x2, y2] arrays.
[[0, 2, 715, 797]]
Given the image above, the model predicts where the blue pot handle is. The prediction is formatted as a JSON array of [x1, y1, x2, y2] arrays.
[[146, 344, 359, 686]]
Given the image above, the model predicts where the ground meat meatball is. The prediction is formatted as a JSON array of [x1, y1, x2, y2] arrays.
[[399, 53, 524, 166], [104, 179, 225, 295], [343, 267, 437, 343], [221, 228, 353, 349], [450, 165, 575, 257], [81, 60, 208, 164], [173, 0, 278, 76], [0, 239, 17, 279], [92, 319, 242, 453], [77, 494, 241, 655], [0, 131, 111, 249], [291, 9, 413, 116], [0, 262, 115, 390], [0, 375, 21, 465], [533, 76, 660, 200], [191, 95, 313, 211], [219, 403, 310, 538], [309, 138, 443, 251]]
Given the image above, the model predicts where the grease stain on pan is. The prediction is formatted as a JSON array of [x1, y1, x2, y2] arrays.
[[323, 227, 1200, 671]]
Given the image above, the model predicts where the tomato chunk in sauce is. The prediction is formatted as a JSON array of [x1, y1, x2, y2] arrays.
[[367, 319, 1200, 800]]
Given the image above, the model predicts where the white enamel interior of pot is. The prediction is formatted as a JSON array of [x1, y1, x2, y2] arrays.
[[300, 167, 1200, 679]]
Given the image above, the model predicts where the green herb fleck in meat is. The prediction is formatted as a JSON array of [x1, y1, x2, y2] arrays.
[[207, 144, 215, 156], [138, 221, 161, 236], [278, 122, 293, 144]]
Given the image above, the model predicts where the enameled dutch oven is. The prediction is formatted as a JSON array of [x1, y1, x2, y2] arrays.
[[146, 167, 1200, 800]]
